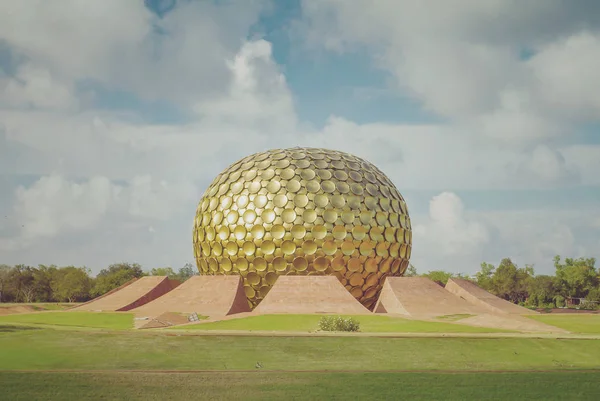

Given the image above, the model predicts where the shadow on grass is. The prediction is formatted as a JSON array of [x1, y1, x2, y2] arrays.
[[0, 324, 42, 333]]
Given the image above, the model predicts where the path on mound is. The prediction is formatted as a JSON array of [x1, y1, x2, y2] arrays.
[[72, 276, 177, 312], [374, 277, 565, 333], [253, 276, 370, 315], [131, 275, 250, 323], [445, 278, 536, 315]]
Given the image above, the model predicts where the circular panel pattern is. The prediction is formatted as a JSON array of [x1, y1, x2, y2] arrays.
[[291, 224, 307, 239], [332, 225, 347, 240], [274, 194, 288, 208], [311, 225, 327, 240], [193, 147, 412, 309], [234, 226, 246, 241], [293, 256, 308, 272], [254, 257, 267, 272], [271, 225, 285, 240], [294, 194, 309, 208]]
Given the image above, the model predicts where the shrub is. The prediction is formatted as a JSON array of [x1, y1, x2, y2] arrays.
[[318, 316, 360, 332], [577, 301, 600, 311]]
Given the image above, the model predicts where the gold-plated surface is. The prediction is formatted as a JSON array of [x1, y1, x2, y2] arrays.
[[193, 147, 412, 310]]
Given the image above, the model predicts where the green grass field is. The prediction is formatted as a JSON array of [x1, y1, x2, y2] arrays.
[[2, 316, 600, 400], [0, 303, 77, 311], [179, 314, 511, 333], [0, 312, 133, 330], [1, 371, 599, 401], [0, 312, 512, 333], [1, 326, 599, 371], [528, 314, 600, 334]]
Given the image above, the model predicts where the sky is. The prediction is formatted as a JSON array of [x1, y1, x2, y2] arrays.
[[1, 0, 599, 276]]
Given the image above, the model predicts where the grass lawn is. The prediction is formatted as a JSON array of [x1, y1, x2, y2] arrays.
[[0, 312, 133, 330], [32, 303, 79, 311], [2, 325, 600, 400], [1, 371, 599, 401], [0, 303, 77, 311], [178, 314, 511, 333], [1, 326, 600, 371], [528, 314, 600, 334]]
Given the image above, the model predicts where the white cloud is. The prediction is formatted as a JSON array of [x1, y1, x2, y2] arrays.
[[127, 175, 197, 221], [413, 192, 489, 258], [0, 1, 152, 84], [0, 63, 78, 111], [308, 116, 583, 191], [515, 145, 580, 186], [0, 1, 598, 276], [529, 32, 600, 121], [13, 174, 118, 240], [1, 37, 297, 182], [562, 145, 600, 185], [0, 0, 266, 106], [298, 0, 600, 141], [193, 40, 297, 132], [477, 209, 595, 271], [0, 20, 299, 268]]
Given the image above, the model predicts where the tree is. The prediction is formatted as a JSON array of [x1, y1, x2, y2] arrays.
[[177, 263, 198, 282], [9, 265, 37, 302], [404, 264, 418, 277], [527, 275, 555, 307], [150, 267, 177, 279], [0, 264, 13, 302], [489, 258, 533, 304], [52, 267, 92, 302], [421, 270, 455, 286], [475, 262, 495, 291], [586, 287, 600, 303], [92, 263, 145, 296], [553, 255, 597, 299], [33, 265, 58, 302]]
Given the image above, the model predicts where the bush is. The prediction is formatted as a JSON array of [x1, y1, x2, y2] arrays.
[[577, 301, 600, 311], [586, 287, 600, 303], [318, 316, 360, 332]]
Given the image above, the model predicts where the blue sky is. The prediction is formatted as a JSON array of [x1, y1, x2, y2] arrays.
[[0, 0, 599, 275]]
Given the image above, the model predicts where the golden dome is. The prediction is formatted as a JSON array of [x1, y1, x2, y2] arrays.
[[193, 147, 412, 309]]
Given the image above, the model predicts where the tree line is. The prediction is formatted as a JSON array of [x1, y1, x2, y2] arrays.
[[1, 255, 597, 309], [409, 255, 599, 309], [0, 262, 198, 303]]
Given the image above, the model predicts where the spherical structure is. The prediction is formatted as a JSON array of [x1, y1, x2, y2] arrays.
[[193, 147, 412, 310]]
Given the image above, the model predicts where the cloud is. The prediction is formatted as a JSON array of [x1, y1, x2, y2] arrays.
[[0, 1, 598, 276], [515, 145, 580, 186], [529, 32, 600, 121], [298, 0, 600, 142], [0, 26, 299, 268], [562, 145, 600, 186], [0, 63, 78, 111], [0, 0, 266, 106], [193, 40, 297, 132], [127, 175, 197, 221], [476, 209, 595, 271], [1, 38, 298, 182], [13, 174, 118, 240], [413, 192, 489, 259]]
